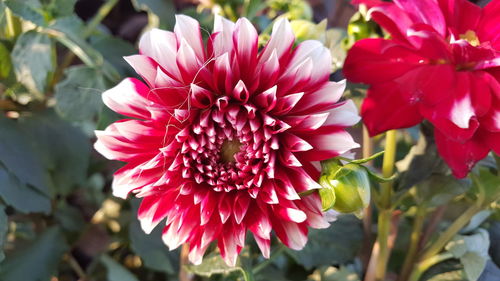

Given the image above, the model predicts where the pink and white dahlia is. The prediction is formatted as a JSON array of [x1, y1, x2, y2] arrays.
[[344, 0, 500, 178], [95, 15, 360, 266]]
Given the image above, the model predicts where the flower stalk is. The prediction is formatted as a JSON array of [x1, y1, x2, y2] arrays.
[[408, 252, 454, 281], [398, 204, 427, 281], [374, 130, 397, 281]]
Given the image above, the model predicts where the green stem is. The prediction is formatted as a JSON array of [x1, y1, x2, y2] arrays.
[[408, 252, 453, 281], [419, 203, 481, 262], [51, 0, 118, 87], [398, 205, 427, 281], [380, 130, 397, 207], [83, 0, 118, 38], [252, 244, 286, 275], [241, 268, 255, 281], [374, 130, 397, 281]]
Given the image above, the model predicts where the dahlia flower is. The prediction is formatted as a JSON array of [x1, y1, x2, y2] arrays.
[[95, 15, 360, 265], [344, 0, 500, 178]]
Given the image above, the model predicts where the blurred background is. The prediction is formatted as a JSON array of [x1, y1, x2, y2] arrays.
[[0, 0, 498, 281]]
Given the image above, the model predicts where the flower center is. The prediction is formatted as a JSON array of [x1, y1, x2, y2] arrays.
[[459, 30, 480, 47], [221, 139, 242, 163]]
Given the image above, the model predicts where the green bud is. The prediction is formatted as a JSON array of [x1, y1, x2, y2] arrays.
[[319, 163, 371, 214]]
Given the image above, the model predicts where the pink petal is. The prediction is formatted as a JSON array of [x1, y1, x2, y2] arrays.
[[102, 78, 152, 119], [139, 29, 182, 80], [174, 15, 205, 60], [124, 55, 158, 87], [361, 81, 423, 136], [260, 17, 294, 63]]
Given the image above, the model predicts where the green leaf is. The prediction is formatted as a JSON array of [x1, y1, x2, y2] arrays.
[[422, 260, 466, 281], [445, 229, 490, 281], [417, 175, 472, 207], [46, 0, 76, 18], [0, 226, 68, 281], [475, 168, 500, 205], [348, 151, 385, 164], [11, 31, 54, 97], [0, 166, 51, 214], [101, 255, 140, 281], [90, 35, 136, 77], [460, 210, 491, 234], [185, 251, 242, 277], [0, 204, 7, 262], [4, 0, 45, 26], [54, 202, 85, 232], [54, 65, 106, 121], [131, 0, 175, 29], [255, 266, 291, 281], [0, 116, 50, 195], [287, 215, 363, 269], [129, 199, 178, 274], [395, 127, 446, 190], [19, 111, 91, 196], [0, 42, 12, 78], [461, 252, 487, 281], [243, 0, 267, 20], [478, 261, 500, 281]]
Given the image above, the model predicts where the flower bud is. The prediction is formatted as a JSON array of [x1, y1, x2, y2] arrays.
[[319, 163, 371, 214]]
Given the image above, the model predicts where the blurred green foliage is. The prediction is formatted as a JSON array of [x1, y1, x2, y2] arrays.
[[0, 1, 498, 281]]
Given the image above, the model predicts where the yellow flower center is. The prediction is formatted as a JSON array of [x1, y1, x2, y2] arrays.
[[460, 30, 480, 47], [221, 139, 242, 163]]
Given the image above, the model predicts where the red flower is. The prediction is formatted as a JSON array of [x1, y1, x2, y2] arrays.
[[344, 0, 500, 178], [95, 15, 360, 265]]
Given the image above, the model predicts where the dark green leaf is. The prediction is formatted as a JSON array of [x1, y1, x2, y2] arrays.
[[0, 116, 50, 195], [417, 175, 471, 207], [54, 203, 85, 232], [0, 226, 68, 281], [129, 200, 178, 274], [287, 215, 363, 269], [4, 0, 45, 26], [0, 166, 51, 214], [11, 31, 54, 97], [54, 65, 106, 121], [48, 15, 85, 35], [422, 260, 466, 281], [185, 251, 242, 277], [91, 35, 136, 77], [46, 0, 76, 18], [131, 0, 175, 29], [475, 168, 500, 205], [0, 42, 12, 78], [0, 204, 7, 262], [395, 126, 446, 190], [255, 266, 291, 281], [101, 255, 140, 281], [19, 111, 91, 196], [243, 0, 267, 20]]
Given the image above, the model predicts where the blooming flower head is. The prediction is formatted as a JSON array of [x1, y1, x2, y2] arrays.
[[95, 15, 360, 265], [344, 0, 500, 178]]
